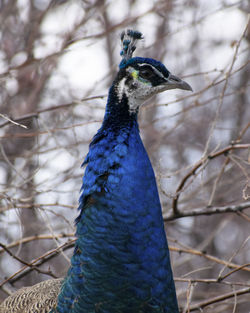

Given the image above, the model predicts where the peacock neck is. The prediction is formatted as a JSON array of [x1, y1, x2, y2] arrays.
[[102, 84, 138, 132], [55, 86, 178, 312]]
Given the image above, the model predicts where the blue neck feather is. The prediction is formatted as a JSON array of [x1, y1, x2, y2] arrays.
[[54, 80, 178, 313], [102, 75, 138, 130]]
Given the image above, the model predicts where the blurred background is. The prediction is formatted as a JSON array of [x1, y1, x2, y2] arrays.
[[0, 0, 250, 312]]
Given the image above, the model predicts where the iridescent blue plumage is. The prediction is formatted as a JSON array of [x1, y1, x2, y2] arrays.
[[54, 29, 192, 313]]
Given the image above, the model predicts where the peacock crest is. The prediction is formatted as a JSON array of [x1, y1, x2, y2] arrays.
[[119, 29, 143, 68]]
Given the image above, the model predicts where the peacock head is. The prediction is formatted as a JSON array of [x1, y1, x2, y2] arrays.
[[115, 29, 192, 113]]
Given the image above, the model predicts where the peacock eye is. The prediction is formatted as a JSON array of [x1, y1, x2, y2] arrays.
[[139, 67, 154, 79]]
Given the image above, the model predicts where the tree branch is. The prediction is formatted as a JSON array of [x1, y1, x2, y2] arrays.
[[172, 143, 250, 214], [188, 287, 250, 311], [165, 201, 250, 221]]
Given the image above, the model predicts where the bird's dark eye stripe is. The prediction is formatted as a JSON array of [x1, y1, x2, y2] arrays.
[[137, 64, 169, 80], [139, 65, 154, 71], [139, 65, 154, 73], [139, 66, 155, 78]]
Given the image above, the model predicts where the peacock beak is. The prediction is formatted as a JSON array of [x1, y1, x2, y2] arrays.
[[163, 73, 193, 91]]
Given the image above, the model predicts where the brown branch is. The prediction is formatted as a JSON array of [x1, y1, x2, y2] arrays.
[[172, 19, 250, 215], [0, 233, 75, 255], [0, 243, 57, 278], [0, 239, 76, 288], [237, 210, 250, 222], [172, 143, 250, 214], [0, 120, 100, 139], [164, 201, 250, 221], [0, 95, 106, 129], [219, 263, 250, 281], [0, 113, 27, 129], [176, 277, 250, 287], [238, 122, 250, 141], [188, 287, 250, 311], [169, 246, 250, 273]]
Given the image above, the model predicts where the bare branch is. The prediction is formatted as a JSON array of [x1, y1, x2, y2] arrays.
[[188, 287, 250, 311], [165, 201, 250, 220]]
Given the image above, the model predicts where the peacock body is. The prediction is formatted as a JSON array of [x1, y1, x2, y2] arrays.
[[0, 29, 192, 313]]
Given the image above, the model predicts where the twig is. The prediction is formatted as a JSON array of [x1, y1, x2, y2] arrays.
[[0, 120, 101, 139], [219, 263, 250, 281], [0, 233, 75, 255], [0, 113, 28, 129], [0, 243, 57, 279], [0, 239, 76, 288], [172, 143, 250, 214], [165, 201, 250, 220], [175, 277, 250, 287], [202, 13, 249, 158], [188, 287, 250, 311], [0, 95, 106, 129], [169, 246, 250, 273]]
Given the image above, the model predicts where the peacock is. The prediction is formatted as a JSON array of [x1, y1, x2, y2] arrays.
[[0, 29, 192, 313]]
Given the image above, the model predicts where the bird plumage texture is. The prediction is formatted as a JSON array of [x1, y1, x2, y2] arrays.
[[0, 29, 192, 313], [0, 279, 62, 313]]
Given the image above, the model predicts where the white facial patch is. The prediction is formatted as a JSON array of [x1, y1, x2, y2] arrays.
[[115, 65, 168, 114], [117, 77, 126, 102]]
